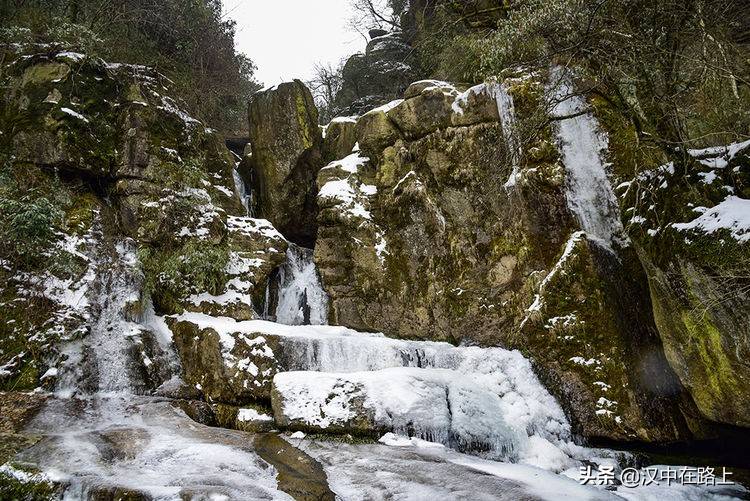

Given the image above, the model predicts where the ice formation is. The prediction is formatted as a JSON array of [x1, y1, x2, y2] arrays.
[[274, 244, 329, 326], [550, 68, 624, 247]]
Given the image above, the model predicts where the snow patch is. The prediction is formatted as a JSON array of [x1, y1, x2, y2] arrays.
[[672, 196, 750, 243]]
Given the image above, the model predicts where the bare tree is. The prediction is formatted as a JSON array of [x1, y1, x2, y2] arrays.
[[308, 61, 345, 123], [349, 0, 406, 37]]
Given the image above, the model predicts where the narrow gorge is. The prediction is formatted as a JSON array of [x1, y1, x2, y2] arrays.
[[1, 1, 749, 500]]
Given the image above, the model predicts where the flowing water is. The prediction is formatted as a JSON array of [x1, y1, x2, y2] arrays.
[[16, 218, 293, 499], [273, 244, 329, 326], [232, 165, 254, 217], [54, 217, 147, 397]]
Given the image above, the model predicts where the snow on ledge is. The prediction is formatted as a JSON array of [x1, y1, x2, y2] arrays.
[[672, 196, 750, 243]]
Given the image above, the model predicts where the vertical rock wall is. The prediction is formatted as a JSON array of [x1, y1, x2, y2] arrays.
[[246, 80, 324, 247]]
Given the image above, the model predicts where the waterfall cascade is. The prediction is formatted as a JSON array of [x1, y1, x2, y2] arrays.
[[232, 165, 254, 217], [550, 68, 624, 248], [54, 216, 173, 397], [488, 82, 523, 189], [19, 216, 289, 499], [273, 244, 329, 326]]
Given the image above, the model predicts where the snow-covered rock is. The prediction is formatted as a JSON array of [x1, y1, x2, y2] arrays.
[[272, 367, 528, 460]]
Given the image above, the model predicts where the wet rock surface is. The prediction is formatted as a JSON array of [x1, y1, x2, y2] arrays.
[[255, 434, 336, 501], [314, 75, 691, 442], [623, 141, 750, 428], [246, 81, 324, 246]]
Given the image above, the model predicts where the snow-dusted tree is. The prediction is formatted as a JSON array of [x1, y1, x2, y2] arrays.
[[443, 0, 749, 152]]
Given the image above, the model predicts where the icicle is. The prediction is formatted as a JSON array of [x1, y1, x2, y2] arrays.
[[262, 276, 271, 320]]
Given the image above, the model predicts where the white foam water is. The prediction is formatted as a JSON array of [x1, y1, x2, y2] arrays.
[[22, 219, 289, 499], [54, 218, 146, 397], [232, 166, 253, 217], [274, 244, 329, 326]]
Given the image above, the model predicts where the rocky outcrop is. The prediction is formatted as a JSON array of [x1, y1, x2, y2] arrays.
[[323, 116, 358, 163], [623, 141, 750, 428], [402, 0, 508, 36], [333, 31, 418, 117], [314, 76, 692, 443], [245, 80, 324, 246], [0, 45, 285, 393]]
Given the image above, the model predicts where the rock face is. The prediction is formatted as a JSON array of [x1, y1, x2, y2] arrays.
[[0, 45, 285, 396], [333, 31, 418, 117], [0, 392, 47, 464], [623, 142, 750, 428], [323, 116, 358, 164], [246, 80, 324, 246], [403, 0, 508, 35], [314, 76, 692, 443]]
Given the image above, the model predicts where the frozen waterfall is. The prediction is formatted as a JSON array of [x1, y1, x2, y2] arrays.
[[550, 67, 624, 247], [232, 165, 254, 217], [54, 216, 176, 397], [489, 82, 523, 189], [274, 243, 329, 326]]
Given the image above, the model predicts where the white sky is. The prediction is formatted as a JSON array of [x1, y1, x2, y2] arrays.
[[224, 0, 367, 87]]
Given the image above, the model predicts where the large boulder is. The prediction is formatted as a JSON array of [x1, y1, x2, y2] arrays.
[[387, 80, 458, 139], [315, 74, 693, 443], [323, 116, 358, 163], [169, 316, 284, 404], [354, 100, 404, 154], [623, 141, 750, 428], [333, 31, 418, 117], [246, 80, 323, 246]]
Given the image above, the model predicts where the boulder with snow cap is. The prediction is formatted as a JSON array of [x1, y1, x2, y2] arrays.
[[403, 80, 458, 99], [354, 101, 403, 155], [323, 116, 359, 162], [246, 80, 324, 247], [271, 366, 575, 462], [388, 81, 460, 139], [450, 82, 504, 127], [213, 403, 276, 432], [169, 317, 283, 404]]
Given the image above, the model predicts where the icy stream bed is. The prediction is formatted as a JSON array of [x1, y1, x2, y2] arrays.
[[295, 434, 746, 501], [5, 196, 746, 500], [14, 395, 291, 500]]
